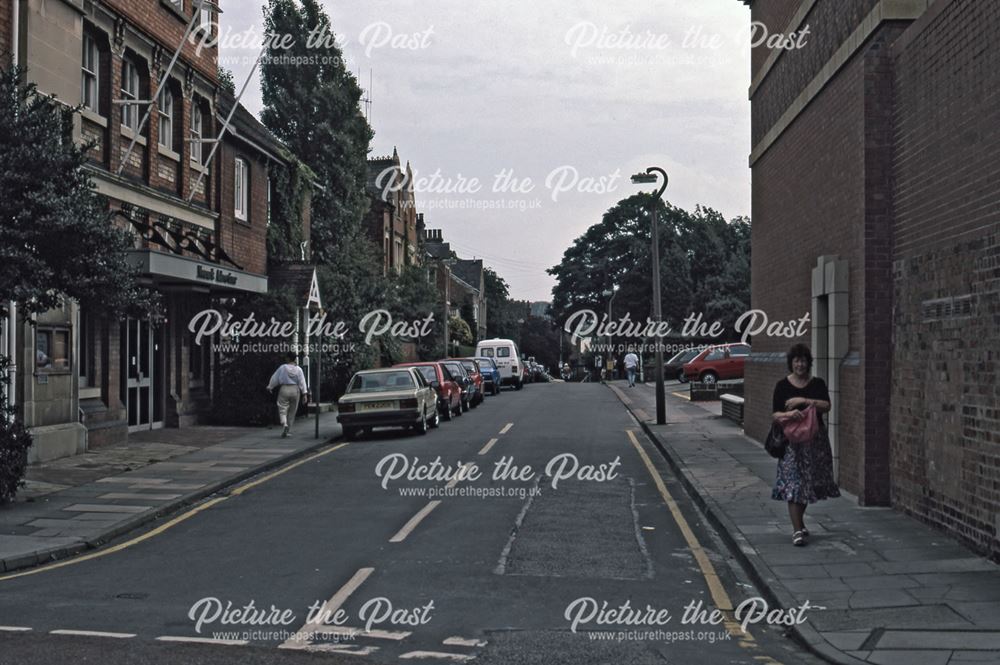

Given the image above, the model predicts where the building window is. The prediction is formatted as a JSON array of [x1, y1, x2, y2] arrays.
[[121, 59, 140, 130], [157, 86, 173, 149], [81, 34, 99, 112], [190, 104, 203, 163], [198, 2, 213, 33], [36, 328, 71, 373], [234, 157, 248, 221]]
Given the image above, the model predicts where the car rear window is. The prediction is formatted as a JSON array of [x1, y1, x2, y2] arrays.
[[497, 347, 510, 357], [461, 360, 477, 373], [480, 348, 494, 357], [414, 366, 436, 384], [349, 371, 415, 392]]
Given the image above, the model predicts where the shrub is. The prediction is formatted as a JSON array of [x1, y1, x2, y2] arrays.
[[0, 356, 32, 503]]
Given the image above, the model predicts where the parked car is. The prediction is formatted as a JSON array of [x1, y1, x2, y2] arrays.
[[458, 358, 486, 405], [337, 367, 439, 439], [475, 338, 523, 390], [395, 362, 463, 420], [682, 343, 751, 385], [475, 356, 502, 395], [664, 348, 702, 383], [440, 360, 474, 411]]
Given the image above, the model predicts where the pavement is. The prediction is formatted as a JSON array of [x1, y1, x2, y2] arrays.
[[609, 380, 1000, 665], [0, 411, 341, 574]]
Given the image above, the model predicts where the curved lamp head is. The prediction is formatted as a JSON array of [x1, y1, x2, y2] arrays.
[[630, 167, 669, 199]]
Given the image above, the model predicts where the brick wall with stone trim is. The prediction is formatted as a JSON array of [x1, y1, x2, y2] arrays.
[[889, 0, 1000, 558]]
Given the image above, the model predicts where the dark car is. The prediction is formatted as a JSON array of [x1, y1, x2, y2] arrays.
[[474, 356, 501, 395], [664, 348, 702, 383], [395, 362, 463, 420], [439, 360, 473, 411], [682, 343, 751, 385], [458, 358, 486, 405]]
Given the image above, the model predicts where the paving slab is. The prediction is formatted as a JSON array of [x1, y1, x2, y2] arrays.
[[607, 381, 1000, 665]]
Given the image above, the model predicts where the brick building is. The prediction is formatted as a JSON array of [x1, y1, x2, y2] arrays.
[[366, 148, 422, 274], [740, 0, 1000, 556], [1, 0, 309, 459]]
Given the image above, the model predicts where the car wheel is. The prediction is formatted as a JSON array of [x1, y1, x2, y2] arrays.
[[493, 384, 500, 396], [343, 427, 358, 441], [442, 402, 452, 421], [515, 379, 523, 391], [430, 409, 440, 428], [700, 371, 718, 386], [677, 369, 687, 383], [415, 410, 428, 435], [471, 393, 479, 408], [454, 401, 463, 417]]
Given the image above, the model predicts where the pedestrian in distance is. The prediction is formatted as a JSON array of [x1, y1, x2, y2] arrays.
[[770, 343, 840, 546], [623, 348, 639, 387], [267, 352, 309, 438]]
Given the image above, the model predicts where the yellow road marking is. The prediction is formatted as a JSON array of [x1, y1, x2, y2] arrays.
[[499, 423, 513, 434], [627, 429, 737, 615], [230, 443, 348, 496], [389, 501, 442, 543], [0, 443, 349, 583], [478, 438, 499, 456]]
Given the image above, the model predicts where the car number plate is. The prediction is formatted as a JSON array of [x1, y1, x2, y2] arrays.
[[361, 401, 395, 411]]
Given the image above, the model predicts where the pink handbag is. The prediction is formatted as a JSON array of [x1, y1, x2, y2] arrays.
[[778, 405, 818, 444]]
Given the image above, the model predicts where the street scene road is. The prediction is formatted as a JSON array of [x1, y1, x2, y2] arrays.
[[0, 383, 824, 665]]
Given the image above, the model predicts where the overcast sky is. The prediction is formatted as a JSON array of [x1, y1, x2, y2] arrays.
[[219, 0, 751, 302]]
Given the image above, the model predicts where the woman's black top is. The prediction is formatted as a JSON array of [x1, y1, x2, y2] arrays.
[[772, 376, 830, 425]]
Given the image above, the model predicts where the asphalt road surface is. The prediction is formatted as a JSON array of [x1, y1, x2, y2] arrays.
[[0, 382, 825, 665]]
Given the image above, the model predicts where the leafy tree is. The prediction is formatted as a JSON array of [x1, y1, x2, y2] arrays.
[[385, 266, 444, 362], [0, 64, 155, 499], [484, 268, 523, 339], [0, 65, 156, 318], [449, 316, 473, 347], [260, 0, 374, 266], [519, 316, 560, 373], [548, 194, 750, 343], [217, 66, 236, 95]]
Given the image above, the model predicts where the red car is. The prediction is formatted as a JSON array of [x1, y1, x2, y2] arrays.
[[458, 358, 485, 406], [682, 343, 751, 385], [394, 362, 463, 420]]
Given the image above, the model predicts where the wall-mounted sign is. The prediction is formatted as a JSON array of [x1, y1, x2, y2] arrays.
[[116, 203, 243, 270]]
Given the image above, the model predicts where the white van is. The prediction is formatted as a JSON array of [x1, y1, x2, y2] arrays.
[[475, 338, 523, 390]]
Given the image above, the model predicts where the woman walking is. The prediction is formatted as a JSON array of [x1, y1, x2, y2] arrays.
[[267, 353, 309, 437], [771, 343, 840, 546]]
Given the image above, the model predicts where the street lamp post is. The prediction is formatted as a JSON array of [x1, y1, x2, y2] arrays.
[[602, 286, 618, 379], [631, 167, 668, 425]]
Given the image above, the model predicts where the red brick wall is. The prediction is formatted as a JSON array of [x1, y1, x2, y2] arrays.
[[749, 0, 804, 79], [102, 0, 217, 82], [217, 140, 268, 275], [751, 0, 879, 146], [746, 49, 868, 496], [890, 0, 1000, 557]]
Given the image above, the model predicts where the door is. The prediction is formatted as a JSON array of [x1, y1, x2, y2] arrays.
[[123, 319, 165, 431]]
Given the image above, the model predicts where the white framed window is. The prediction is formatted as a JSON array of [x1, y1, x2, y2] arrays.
[[190, 104, 203, 163], [234, 157, 248, 221], [121, 59, 139, 130], [157, 86, 173, 149], [81, 33, 99, 112], [198, 2, 213, 33], [266, 176, 272, 225]]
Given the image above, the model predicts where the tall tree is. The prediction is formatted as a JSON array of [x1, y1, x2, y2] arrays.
[[548, 194, 750, 341], [0, 65, 155, 318], [260, 0, 375, 266]]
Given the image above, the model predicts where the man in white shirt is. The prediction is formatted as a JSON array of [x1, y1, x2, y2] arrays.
[[267, 353, 309, 437], [623, 349, 639, 388]]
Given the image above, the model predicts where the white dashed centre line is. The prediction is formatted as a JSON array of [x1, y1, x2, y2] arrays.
[[499, 423, 514, 434], [280, 566, 375, 650], [156, 635, 248, 646], [389, 501, 442, 543], [478, 438, 499, 456], [51, 629, 135, 639]]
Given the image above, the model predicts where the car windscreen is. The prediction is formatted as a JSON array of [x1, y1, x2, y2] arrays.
[[460, 360, 477, 373], [444, 363, 466, 377], [413, 366, 437, 384], [349, 371, 415, 393]]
